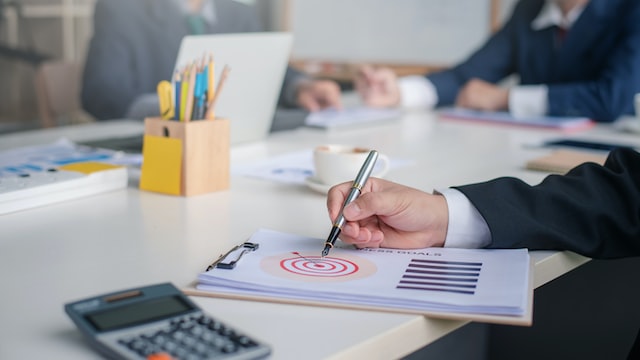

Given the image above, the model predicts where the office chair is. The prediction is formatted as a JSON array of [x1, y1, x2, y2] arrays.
[[34, 60, 94, 127]]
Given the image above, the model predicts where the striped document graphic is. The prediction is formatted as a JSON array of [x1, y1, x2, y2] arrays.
[[397, 259, 481, 295]]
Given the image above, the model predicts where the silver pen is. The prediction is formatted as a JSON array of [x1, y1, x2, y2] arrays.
[[321, 150, 379, 257]]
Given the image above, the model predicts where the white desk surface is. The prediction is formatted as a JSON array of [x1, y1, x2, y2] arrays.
[[2, 112, 639, 359]]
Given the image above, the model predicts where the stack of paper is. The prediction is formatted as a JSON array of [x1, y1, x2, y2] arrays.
[[0, 139, 129, 214], [305, 107, 401, 129], [439, 107, 594, 131], [193, 229, 531, 322]]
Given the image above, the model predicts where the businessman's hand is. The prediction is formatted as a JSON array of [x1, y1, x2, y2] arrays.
[[455, 78, 509, 111], [296, 79, 342, 112], [327, 178, 448, 249], [354, 65, 401, 108]]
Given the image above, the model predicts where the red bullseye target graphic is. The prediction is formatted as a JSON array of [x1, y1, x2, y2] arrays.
[[280, 252, 358, 277], [261, 251, 377, 283]]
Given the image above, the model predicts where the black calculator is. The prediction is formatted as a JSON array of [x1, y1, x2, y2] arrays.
[[64, 283, 271, 360]]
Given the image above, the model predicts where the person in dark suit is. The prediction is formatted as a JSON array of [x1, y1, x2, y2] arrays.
[[81, 0, 341, 121], [326, 147, 640, 258], [326, 146, 640, 358], [354, 0, 640, 123]]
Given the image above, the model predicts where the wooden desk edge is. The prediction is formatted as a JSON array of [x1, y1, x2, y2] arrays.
[[530, 250, 590, 288], [328, 251, 589, 359]]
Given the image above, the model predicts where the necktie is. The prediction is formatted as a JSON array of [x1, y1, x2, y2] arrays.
[[186, 14, 206, 35], [556, 26, 568, 48]]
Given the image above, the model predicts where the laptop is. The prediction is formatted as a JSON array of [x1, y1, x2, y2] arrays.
[[174, 32, 293, 144], [80, 32, 293, 152]]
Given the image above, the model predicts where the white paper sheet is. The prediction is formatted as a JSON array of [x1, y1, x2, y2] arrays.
[[232, 150, 315, 184]]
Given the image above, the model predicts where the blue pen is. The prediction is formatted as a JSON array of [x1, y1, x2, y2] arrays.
[[173, 71, 181, 121], [194, 70, 206, 120]]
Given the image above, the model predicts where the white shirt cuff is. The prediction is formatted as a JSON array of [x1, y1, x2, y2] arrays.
[[437, 188, 491, 249], [509, 85, 548, 118], [398, 76, 438, 109]]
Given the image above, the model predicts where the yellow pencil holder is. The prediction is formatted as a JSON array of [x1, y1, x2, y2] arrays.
[[139, 117, 230, 196]]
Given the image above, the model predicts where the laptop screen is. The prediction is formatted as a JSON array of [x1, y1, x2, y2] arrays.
[[174, 32, 293, 145]]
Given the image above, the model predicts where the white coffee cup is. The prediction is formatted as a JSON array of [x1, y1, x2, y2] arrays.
[[313, 144, 390, 186]]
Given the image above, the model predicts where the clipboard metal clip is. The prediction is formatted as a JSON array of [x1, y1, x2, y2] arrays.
[[205, 242, 259, 271]]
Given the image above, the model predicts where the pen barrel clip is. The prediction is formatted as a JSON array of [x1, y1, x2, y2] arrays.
[[353, 150, 378, 187]]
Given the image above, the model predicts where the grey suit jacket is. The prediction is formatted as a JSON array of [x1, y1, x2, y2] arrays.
[[82, 0, 304, 120]]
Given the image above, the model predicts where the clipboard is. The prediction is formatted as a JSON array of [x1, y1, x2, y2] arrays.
[[183, 271, 533, 326], [183, 229, 534, 326]]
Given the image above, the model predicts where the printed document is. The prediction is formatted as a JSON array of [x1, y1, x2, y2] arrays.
[[196, 229, 531, 318]]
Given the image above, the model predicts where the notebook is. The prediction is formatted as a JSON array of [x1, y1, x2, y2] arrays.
[[439, 107, 594, 131], [526, 149, 608, 174], [0, 139, 128, 215], [175, 32, 293, 144]]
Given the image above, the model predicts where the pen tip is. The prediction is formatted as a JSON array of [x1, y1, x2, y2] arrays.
[[321, 245, 330, 258]]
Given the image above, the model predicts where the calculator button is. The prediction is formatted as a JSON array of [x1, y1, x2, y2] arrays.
[[189, 326, 204, 336], [200, 331, 216, 343], [218, 327, 234, 337], [151, 335, 168, 346], [139, 346, 159, 357], [197, 316, 212, 325], [220, 342, 238, 354], [193, 342, 207, 353], [211, 337, 226, 349], [235, 335, 257, 347], [207, 321, 223, 332], [163, 340, 179, 353], [128, 339, 147, 351], [173, 347, 190, 359], [171, 331, 186, 342], [146, 353, 173, 360]]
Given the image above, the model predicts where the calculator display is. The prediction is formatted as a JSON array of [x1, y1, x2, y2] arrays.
[[86, 296, 194, 332]]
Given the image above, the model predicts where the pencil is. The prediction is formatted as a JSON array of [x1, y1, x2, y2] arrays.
[[204, 65, 230, 120], [207, 52, 215, 103], [183, 62, 198, 122], [179, 66, 189, 121]]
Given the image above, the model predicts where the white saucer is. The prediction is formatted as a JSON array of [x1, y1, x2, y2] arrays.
[[304, 176, 332, 194]]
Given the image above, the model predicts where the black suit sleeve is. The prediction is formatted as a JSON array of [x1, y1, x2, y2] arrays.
[[454, 148, 640, 259]]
